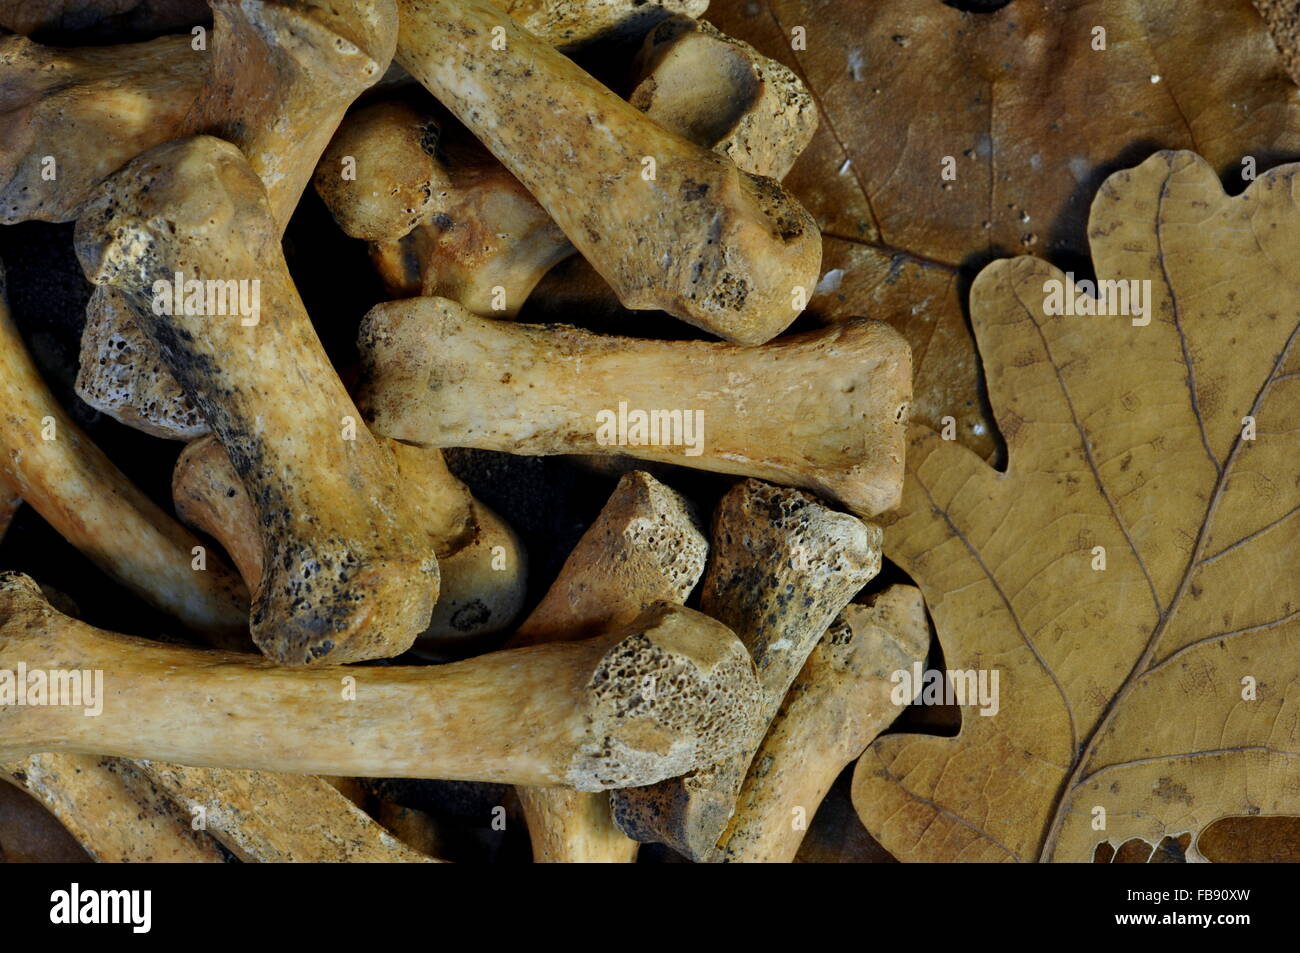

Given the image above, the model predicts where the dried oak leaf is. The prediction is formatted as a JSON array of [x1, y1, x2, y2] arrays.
[[708, 0, 1300, 460], [851, 150, 1300, 862]]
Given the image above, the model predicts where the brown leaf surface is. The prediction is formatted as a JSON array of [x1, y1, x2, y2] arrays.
[[851, 150, 1300, 862], [708, 0, 1300, 459]]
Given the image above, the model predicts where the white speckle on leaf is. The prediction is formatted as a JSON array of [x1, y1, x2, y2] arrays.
[[815, 269, 845, 294]]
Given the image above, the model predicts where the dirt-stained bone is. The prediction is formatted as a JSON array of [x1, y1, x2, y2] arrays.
[[358, 297, 911, 516], [510, 470, 708, 862], [0, 573, 762, 789], [610, 479, 884, 860], [715, 586, 930, 863], [172, 434, 528, 649], [630, 16, 817, 181], [75, 136, 438, 665], [395, 0, 820, 345]]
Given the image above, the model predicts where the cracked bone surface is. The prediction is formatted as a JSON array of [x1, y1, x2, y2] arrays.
[[358, 297, 911, 516], [394, 0, 820, 345], [486, 0, 707, 50], [509, 470, 708, 862], [630, 16, 817, 181], [0, 261, 249, 644], [173, 434, 528, 649], [315, 101, 575, 315], [609, 479, 884, 860], [75, 136, 438, 665], [1, 754, 226, 862], [715, 586, 930, 863], [0, 572, 761, 788]]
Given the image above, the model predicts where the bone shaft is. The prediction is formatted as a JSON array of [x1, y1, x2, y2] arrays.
[[515, 786, 638, 863], [0, 274, 248, 643], [0, 617, 602, 785]]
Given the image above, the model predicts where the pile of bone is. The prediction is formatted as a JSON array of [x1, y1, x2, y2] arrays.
[[0, 0, 921, 863]]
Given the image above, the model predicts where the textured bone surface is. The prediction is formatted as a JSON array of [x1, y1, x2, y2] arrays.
[[487, 0, 708, 49], [1, 754, 226, 862], [75, 136, 438, 665], [630, 15, 817, 181], [510, 470, 708, 862], [0, 573, 761, 788], [610, 479, 884, 860], [0, 33, 203, 223], [173, 434, 528, 649], [716, 586, 930, 863], [138, 762, 440, 862], [0, 261, 249, 644], [395, 0, 820, 345], [316, 100, 575, 315], [359, 297, 910, 516], [185, 0, 397, 230], [78, 286, 207, 440]]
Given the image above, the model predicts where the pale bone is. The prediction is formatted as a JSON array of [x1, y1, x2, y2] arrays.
[[630, 16, 817, 181], [0, 33, 203, 224], [172, 434, 528, 648], [0, 261, 249, 645], [1, 754, 227, 862], [610, 479, 884, 860], [0, 572, 762, 788], [509, 470, 708, 862], [314, 100, 574, 315], [486, 0, 707, 50], [136, 761, 441, 862], [715, 585, 930, 863], [358, 296, 911, 516], [64, 0, 394, 435], [395, 0, 821, 345], [75, 135, 438, 665]]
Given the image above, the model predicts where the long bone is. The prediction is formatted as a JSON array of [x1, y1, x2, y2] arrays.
[[610, 479, 884, 860], [394, 0, 821, 345], [75, 135, 438, 665], [0, 572, 761, 787], [358, 297, 911, 517], [173, 434, 528, 649], [715, 586, 930, 863], [0, 260, 249, 644], [314, 101, 574, 315], [509, 470, 708, 862], [629, 15, 817, 182]]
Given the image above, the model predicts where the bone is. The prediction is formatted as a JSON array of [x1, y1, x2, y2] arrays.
[[78, 287, 208, 441], [315, 101, 574, 315], [172, 434, 528, 649], [359, 297, 910, 516], [0, 261, 250, 645], [137, 762, 441, 862], [0, 33, 204, 224], [715, 585, 930, 863], [610, 479, 884, 860], [486, 0, 708, 50], [0, 775, 93, 863], [185, 0, 397, 231], [1, 754, 227, 862], [395, 0, 820, 345], [509, 470, 708, 862], [0, 572, 761, 787], [76, 136, 439, 665], [630, 16, 817, 182]]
